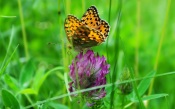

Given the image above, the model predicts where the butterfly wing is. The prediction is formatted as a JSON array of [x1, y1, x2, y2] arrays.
[[81, 6, 110, 39], [64, 6, 110, 50], [81, 6, 101, 29], [64, 15, 83, 41], [98, 20, 110, 39], [73, 25, 104, 48]]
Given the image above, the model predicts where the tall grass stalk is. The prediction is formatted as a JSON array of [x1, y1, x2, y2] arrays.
[[106, 0, 112, 57], [0, 26, 16, 76], [65, 0, 71, 15], [110, 1, 122, 108], [129, 68, 145, 109], [148, 0, 171, 96], [17, 0, 29, 59], [135, 0, 141, 76], [59, 0, 72, 106], [81, 0, 85, 13], [106, 0, 112, 82]]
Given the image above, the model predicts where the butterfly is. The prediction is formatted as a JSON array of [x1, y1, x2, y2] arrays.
[[64, 6, 110, 51]]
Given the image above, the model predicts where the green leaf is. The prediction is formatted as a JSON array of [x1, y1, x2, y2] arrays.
[[142, 94, 168, 101], [131, 93, 168, 102], [137, 70, 156, 96], [1, 89, 20, 109], [125, 94, 168, 108], [4, 74, 19, 92], [35, 66, 63, 93], [19, 59, 35, 88], [0, 26, 16, 76], [19, 88, 37, 95], [128, 70, 156, 99], [0, 44, 19, 76], [48, 102, 69, 109], [32, 66, 45, 91]]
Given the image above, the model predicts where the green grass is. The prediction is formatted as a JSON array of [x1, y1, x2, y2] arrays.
[[0, 0, 175, 109]]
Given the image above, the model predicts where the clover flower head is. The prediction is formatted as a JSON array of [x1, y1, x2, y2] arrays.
[[69, 50, 110, 100]]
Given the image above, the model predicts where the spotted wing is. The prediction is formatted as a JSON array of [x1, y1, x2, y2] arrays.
[[98, 20, 110, 39], [64, 15, 83, 41], [81, 6, 101, 29], [72, 25, 104, 48]]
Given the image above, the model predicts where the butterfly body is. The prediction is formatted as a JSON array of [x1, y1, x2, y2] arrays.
[[64, 6, 110, 51]]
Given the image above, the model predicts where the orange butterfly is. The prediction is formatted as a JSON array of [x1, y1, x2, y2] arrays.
[[64, 6, 110, 50]]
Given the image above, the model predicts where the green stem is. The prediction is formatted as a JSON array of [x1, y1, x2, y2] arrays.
[[110, 1, 122, 108], [106, 0, 112, 83], [148, 0, 171, 95], [130, 68, 145, 109], [135, 0, 141, 77], [17, 0, 29, 59], [60, 0, 70, 106], [81, 0, 85, 13]]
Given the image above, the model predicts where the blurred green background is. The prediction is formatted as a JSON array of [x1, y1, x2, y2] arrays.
[[0, 0, 175, 108]]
